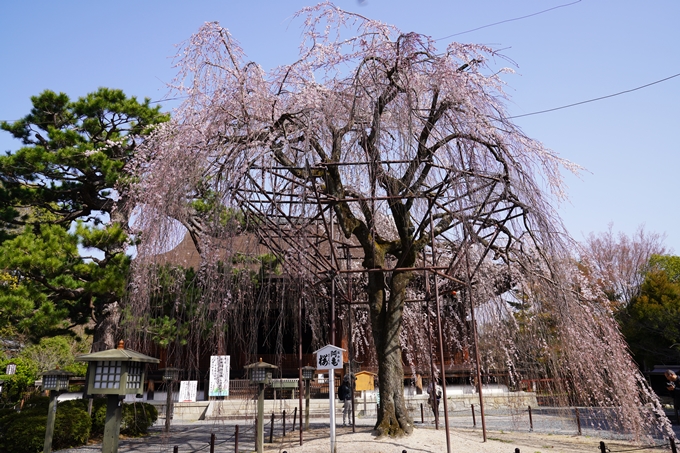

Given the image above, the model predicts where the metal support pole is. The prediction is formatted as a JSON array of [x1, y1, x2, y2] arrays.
[[329, 208, 337, 453], [464, 248, 487, 442], [346, 247, 356, 433], [298, 292, 304, 445], [600, 441, 607, 453], [210, 432, 215, 453], [292, 406, 297, 432], [420, 403, 424, 424], [305, 379, 311, 431], [330, 209, 336, 348], [429, 214, 451, 453], [528, 405, 533, 431], [43, 390, 58, 453], [256, 383, 264, 453], [575, 407, 582, 436], [283, 409, 286, 436], [423, 263, 438, 430], [471, 404, 476, 427], [102, 395, 123, 453], [235, 425, 239, 453]]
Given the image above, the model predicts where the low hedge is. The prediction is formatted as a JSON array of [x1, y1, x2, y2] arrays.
[[0, 396, 156, 452], [0, 396, 90, 453], [53, 400, 92, 450], [0, 411, 46, 453], [91, 399, 158, 437]]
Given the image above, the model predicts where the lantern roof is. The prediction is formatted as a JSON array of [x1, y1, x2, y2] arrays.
[[41, 368, 74, 378], [76, 341, 160, 364], [244, 358, 278, 371]]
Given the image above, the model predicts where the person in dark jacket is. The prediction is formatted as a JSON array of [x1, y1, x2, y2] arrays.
[[665, 369, 680, 422], [338, 376, 352, 426], [427, 379, 443, 419]]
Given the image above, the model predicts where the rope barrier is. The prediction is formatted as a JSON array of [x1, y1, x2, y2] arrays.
[[140, 405, 676, 452], [604, 443, 669, 452]]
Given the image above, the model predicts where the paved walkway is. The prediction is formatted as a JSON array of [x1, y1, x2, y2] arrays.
[[54, 418, 380, 453]]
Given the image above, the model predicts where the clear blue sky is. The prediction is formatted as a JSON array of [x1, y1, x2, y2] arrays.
[[2, 1, 678, 252]]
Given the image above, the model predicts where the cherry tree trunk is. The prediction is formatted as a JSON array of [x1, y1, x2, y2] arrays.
[[369, 269, 414, 435]]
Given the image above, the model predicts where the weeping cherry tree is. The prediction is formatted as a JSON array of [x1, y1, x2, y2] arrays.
[[130, 4, 671, 438]]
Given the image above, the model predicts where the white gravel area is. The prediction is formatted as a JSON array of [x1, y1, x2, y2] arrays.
[[269, 425, 669, 453]]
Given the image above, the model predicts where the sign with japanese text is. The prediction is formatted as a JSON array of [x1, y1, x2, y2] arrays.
[[208, 355, 230, 397], [314, 345, 345, 370], [179, 380, 198, 402]]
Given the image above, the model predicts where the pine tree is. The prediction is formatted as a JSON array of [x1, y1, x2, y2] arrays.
[[0, 88, 168, 350]]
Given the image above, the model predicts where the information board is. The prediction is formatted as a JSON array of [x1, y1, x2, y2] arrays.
[[208, 355, 230, 397], [179, 380, 198, 402]]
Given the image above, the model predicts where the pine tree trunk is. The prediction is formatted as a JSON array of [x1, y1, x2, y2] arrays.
[[92, 301, 120, 352]]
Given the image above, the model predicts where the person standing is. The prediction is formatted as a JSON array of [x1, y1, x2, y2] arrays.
[[427, 379, 443, 419], [665, 369, 680, 422], [338, 376, 352, 427]]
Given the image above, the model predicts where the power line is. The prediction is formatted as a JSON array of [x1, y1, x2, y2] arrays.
[[435, 0, 582, 41], [2, 71, 679, 124], [149, 96, 187, 105], [507, 71, 680, 119]]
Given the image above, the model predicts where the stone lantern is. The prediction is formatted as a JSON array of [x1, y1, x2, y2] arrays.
[[244, 358, 277, 453], [41, 368, 73, 453], [76, 341, 159, 453], [301, 365, 316, 430], [159, 367, 181, 433]]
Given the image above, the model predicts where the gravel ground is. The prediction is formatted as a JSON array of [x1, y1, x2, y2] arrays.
[[54, 412, 680, 453]]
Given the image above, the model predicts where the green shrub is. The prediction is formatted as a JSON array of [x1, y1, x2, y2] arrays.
[[0, 408, 18, 449], [0, 407, 16, 419], [90, 397, 109, 437], [121, 402, 158, 436], [0, 411, 47, 453], [91, 399, 157, 438], [21, 395, 49, 411], [53, 400, 91, 450], [0, 397, 91, 453]]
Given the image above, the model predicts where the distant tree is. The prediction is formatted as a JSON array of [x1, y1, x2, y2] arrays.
[[579, 224, 667, 309], [0, 88, 168, 350], [620, 266, 680, 369], [19, 335, 89, 376], [648, 254, 680, 282]]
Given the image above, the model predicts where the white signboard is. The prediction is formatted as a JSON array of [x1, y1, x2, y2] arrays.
[[313, 344, 345, 453], [6, 363, 16, 375], [179, 380, 197, 402], [209, 355, 230, 397], [314, 345, 345, 370]]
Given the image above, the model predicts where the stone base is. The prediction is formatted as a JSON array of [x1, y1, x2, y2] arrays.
[[150, 391, 539, 422]]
